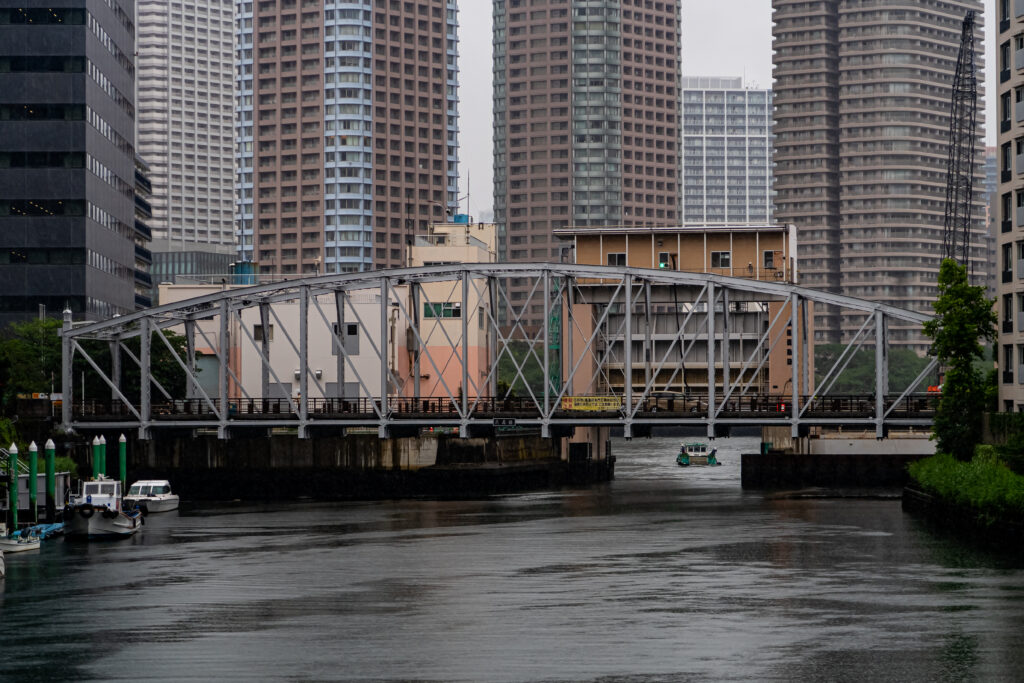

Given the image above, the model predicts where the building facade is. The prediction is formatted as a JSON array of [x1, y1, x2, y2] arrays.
[[996, 0, 1024, 410], [234, 0, 460, 277], [772, 0, 987, 352], [556, 224, 809, 398], [681, 76, 772, 225], [135, 0, 236, 247], [492, 0, 681, 326], [0, 0, 146, 324]]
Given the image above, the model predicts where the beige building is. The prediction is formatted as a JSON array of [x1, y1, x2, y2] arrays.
[[157, 220, 497, 402], [556, 224, 812, 397]]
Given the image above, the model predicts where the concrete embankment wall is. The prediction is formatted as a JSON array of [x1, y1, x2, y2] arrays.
[[742, 450, 931, 489], [99, 432, 612, 501]]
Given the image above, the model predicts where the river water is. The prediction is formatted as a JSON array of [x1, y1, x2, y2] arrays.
[[2, 435, 1024, 682]]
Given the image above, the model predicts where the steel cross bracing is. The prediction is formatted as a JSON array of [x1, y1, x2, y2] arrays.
[[60, 263, 936, 440]]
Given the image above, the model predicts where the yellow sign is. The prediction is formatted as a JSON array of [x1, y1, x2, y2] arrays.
[[561, 396, 622, 411]]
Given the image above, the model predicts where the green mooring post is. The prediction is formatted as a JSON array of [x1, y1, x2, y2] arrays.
[[99, 434, 107, 477], [91, 436, 100, 479], [8, 443, 17, 533], [44, 438, 55, 523], [118, 434, 126, 490], [28, 441, 37, 524]]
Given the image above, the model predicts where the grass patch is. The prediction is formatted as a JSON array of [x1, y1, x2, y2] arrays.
[[908, 448, 1024, 525]]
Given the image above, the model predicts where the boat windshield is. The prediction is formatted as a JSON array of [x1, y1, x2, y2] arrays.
[[128, 485, 143, 495], [152, 484, 171, 494]]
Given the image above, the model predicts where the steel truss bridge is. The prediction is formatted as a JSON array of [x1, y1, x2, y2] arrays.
[[60, 263, 938, 440]]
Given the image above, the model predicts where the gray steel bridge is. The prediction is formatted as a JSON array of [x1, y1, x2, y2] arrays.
[[60, 263, 938, 440]]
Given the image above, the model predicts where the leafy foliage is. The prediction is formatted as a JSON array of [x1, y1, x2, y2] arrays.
[[0, 318, 197, 408], [813, 343, 934, 394], [496, 340, 546, 399], [908, 450, 1024, 524], [923, 259, 997, 461]]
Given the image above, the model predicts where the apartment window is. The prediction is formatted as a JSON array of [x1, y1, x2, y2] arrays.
[[657, 251, 674, 269], [763, 250, 775, 269], [423, 302, 461, 318], [711, 251, 731, 268], [607, 252, 626, 267]]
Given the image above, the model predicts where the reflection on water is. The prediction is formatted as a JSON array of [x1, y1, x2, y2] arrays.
[[2, 436, 1024, 682]]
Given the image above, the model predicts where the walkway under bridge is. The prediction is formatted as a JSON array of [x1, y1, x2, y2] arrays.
[[60, 263, 938, 440]]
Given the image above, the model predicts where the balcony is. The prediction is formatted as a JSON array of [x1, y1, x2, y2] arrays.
[[1017, 205, 1024, 227], [1018, 313, 1024, 332], [1017, 99, 1024, 123], [1016, 46, 1024, 71], [1017, 0, 1024, 19], [1019, 259, 1024, 279], [1019, 366, 1024, 384]]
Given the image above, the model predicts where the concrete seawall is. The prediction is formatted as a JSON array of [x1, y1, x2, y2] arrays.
[[70, 432, 614, 500], [741, 451, 931, 489]]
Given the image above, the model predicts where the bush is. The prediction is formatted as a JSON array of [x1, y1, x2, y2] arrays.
[[908, 449, 1024, 525]]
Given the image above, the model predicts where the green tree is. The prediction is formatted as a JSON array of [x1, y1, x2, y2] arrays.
[[0, 319, 196, 408], [814, 343, 934, 393], [0, 319, 63, 404], [923, 259, 997, 461], [496, 340, 547, 399]]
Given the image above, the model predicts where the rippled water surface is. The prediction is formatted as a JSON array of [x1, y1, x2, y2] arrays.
[[3, 436, 1024, 682]]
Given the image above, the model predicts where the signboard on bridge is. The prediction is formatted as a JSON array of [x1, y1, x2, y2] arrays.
[[561, 396, 622, 411], [493, 418, 517, 427]]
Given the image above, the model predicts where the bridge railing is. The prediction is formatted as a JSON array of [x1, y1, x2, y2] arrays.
[[70, 392, 937, 423]]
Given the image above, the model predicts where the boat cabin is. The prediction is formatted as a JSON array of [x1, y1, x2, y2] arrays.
[[127, 481, 172, 497], [72, 477, 122, 512]]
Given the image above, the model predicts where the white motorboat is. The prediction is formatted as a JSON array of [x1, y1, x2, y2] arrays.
[[124, 480, 179, 513], [63, 476, 143, 540], [0, 536, 40, 553]]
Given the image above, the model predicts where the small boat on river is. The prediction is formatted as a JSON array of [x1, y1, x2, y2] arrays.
[[63, 476, 143, 540], [676, 442, 720, 467], [124, 480, 179, 513], [0, 535, 40, 553]]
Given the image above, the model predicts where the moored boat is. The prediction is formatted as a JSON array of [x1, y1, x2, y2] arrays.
[[63, 476, 143, 540], [0, 535, 40, 553], [124, 480, 179, 513], [676, 442, 720, 467]]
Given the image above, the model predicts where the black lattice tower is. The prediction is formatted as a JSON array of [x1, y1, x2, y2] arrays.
[[942, 11, 978, 267]]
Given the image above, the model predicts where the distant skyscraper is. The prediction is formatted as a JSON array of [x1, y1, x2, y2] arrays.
[[681, 77, 772, 225], [234, 1, 460, 276], [0, 2, 148, 324], [136, 0, 236, 247], [492, 1, 681, 326], [772, 0, 987, 352]]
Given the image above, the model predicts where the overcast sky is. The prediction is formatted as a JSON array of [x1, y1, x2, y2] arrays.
[[456, 1, 996, 222]]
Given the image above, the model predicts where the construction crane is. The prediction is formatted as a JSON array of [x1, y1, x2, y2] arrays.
[[941, 10, 978, 267]]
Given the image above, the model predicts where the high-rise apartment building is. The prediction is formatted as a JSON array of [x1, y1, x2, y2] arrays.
[[773, 0, 987, 351], [492, 0, 681, 328], [996, 0, 1024, 410], [0, 0, 147, 324], [681, 77, 772, 225], [235, 0, 460, 276], [492, 1, 681, 261], [136, 0, 236, 247]]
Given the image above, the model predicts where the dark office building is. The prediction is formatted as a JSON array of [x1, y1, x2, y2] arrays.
[[0, 0, 144, 325]]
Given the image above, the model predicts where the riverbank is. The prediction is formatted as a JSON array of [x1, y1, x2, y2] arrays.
[[902, 451, 1024, 541]]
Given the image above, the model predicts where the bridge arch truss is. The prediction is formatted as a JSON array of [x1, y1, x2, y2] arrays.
[[60, 263, 937, 440]]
